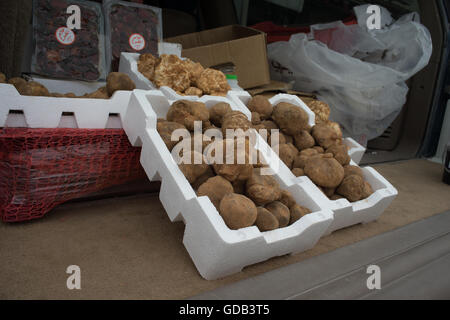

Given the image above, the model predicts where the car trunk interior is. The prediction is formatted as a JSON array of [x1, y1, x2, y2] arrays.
[[362, 0, 447, 165]]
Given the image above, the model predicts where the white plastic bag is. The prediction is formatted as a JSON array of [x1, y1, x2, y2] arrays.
[[268, 4, 432, 140]]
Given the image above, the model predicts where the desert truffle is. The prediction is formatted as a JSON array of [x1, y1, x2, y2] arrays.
[[27, 81, 50, 96], [247, 96, 273, 119], [278, 143, 298, 169], [221, 111, 252, 136], [292, 168, 305, 177], [219, 193, 257, 230], [183, 59, 204, 84], [329, 194, 344, 200], [178, 151, 210, 184], [326, 144, 350, 166], [138, 53, 159, 81], [343, 165, 364, 178], [265, 201, 290, 228], [191, 166, 215, 190], [83, 86, 109, 99], [157, 121, 187, 151], [279, 190, 296, 208], [198, 176, 234, 209], [210, 139, 253, 182], [166, 100, 209, 131], [8, 77, 31, 95], [336, 174, 364, 202], [294, 130, 315, 150], [306, 100, 330, 124], [361, 181, 374, 199], [154, 54, 190, 92], [106, 72, 135, 96], [246, 168, 281, 205], [255, 207, 279, 231], [268, 131, 286, 147], [304, 157, 344, 188], [184, 87, 203, 96], [261, 120, 279, 131], [196, 68, 230, 95], [209, 102, 232, 127], [289, 204, 311, 224], [272, 102, 309, 135], [251, 112, 261, 125], [311, 124, 340, 149]]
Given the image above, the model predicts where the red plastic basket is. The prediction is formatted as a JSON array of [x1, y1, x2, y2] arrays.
[[0, 128, 145, 222]]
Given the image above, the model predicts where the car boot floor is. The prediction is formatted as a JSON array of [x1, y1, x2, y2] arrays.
[[1, 159, 449, 299], [192, 209, 450, 300]]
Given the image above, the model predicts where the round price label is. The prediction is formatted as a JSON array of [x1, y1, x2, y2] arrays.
[[55, 27, 76, 45], [129, 33, 146, 51]]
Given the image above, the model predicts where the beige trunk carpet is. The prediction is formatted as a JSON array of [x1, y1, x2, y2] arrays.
[[1, 159, 449, 299]]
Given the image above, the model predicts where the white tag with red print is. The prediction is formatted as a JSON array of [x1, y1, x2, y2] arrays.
[[55, 26, 76, 45]]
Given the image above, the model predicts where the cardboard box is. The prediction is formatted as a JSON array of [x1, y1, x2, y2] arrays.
[[165, 25, 270, 89]]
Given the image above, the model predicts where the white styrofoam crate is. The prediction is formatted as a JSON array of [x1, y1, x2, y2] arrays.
[[119, 52, 244, 103], [0, 83, 132, 129], [227, 91, 397, 234], [123, 89, 334, 280]]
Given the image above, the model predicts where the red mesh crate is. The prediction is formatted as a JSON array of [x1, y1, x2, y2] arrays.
[[0, 128, 145, 222]]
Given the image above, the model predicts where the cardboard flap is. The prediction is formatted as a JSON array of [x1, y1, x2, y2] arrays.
[[165, 25, 270, 89]]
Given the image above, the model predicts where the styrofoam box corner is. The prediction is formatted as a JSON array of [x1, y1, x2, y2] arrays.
[[123, 90, 334, 280], [228, 91, 398, 234], [0, 83, 132, 129]]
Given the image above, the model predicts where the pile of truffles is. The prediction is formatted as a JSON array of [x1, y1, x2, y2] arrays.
[[0, 72, 135, 99], [138, 53, 231, 97], [156, 99, 312, 231], [246, 95, 374, 203]]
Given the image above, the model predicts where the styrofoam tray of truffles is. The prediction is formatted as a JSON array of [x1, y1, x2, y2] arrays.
[[0, 73, 136, 129], [227, 90, 366, 165], [119, 52, 241, 101], [123, 89, 334, 280], [227, 91, 397, 234]]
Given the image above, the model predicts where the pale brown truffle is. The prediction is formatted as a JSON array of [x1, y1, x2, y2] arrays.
[[246, 168, 281, 205], [154, 54, 191, 92], [265, 201, 290, 228], [343, 165, 364, 178], [255, 207, 279, 231], [289, 204, 311, 224], [278, 143, 298, 169], [196, 68, 230, 95], [247, 95, 273, 119], [294, 130, 315, 150], [326, 144, 350, 166], [219, 193, 257, 230], [166, 100, 209, 131], [198, 176, 234, 209], [311, 124, 340, 149], [304, 157, 345, 188], [184, 87, 203, 96], [209, 102, 232, 127], [336, 175, 364, 202], [157, 120, 188, 151], [106, 72, 135, 96], [272, 102, 309, 135]]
